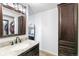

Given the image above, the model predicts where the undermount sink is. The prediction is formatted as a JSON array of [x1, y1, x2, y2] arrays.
[[11, 41, 30, 51], [0, 40, 39, 56]]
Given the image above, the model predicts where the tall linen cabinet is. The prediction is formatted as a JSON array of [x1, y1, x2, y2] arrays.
[[58, 3, 78, 56]]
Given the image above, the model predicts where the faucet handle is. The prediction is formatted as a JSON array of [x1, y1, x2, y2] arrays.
[[10, 41, 14, 45], [15, 38, 17, 44], [16, 36, 21, 43], [19, 38, 21, 43]]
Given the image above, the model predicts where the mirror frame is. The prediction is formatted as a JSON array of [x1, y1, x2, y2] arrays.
[[0, 3, 26, 38]]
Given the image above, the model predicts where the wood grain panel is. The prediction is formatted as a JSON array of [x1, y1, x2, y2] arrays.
[[58, 3, 78, 56], [0, 4, 3, 37], [18, 16, 26, 35]]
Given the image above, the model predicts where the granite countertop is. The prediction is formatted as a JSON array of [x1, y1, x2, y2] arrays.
[[0, 39, 39, 56]]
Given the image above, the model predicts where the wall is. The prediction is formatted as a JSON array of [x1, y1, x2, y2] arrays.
[[41, 8, 58, 55], [29, 12, 42, 49], [29, 7, 58, 55]]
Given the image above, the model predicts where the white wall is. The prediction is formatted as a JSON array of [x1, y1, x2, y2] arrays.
[[41, 8, 58, 55], [29, 12, 42, 49], [29, 7, 58, 55]]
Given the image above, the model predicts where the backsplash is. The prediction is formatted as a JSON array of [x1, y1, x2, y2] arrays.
[[0, 35, 27, 47]]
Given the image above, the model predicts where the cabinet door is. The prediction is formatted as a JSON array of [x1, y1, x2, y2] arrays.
[[18, 44, 39, 56], [0, 4, 3, 37], [58, 3, 78, 56], [18, 16, 26, 35]]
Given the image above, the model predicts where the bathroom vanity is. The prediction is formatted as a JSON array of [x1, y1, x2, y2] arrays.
[[0, 3, 39, 56], [0, 39, 39, 56]]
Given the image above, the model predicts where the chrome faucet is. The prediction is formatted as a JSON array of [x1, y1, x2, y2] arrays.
[[15, 37, 21, 44]]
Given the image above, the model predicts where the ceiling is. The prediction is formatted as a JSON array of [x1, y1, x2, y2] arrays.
[[28, 3, 58, 15]]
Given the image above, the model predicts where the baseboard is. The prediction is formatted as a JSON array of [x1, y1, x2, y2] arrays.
[[40, 49, 58, 56]]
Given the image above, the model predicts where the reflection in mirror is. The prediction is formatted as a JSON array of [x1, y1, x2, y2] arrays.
[[10, 20, 14, 34], [3, 20, 9, 36], [3, 15, 15, 36], [0, 3, 26, 37]]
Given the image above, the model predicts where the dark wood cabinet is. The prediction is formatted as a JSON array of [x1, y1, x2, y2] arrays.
[[18, 44, 39, 56], [0, 4, 3, 37], [18, 16, 26, 35], [58, 3, 78, 56]]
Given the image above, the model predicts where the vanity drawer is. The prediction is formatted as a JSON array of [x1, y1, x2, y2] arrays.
[[59, 46, 77, 56], [59, 40, 77, 48]]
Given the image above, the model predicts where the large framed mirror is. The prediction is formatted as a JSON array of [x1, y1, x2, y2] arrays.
[[0, 3, 26, 37]]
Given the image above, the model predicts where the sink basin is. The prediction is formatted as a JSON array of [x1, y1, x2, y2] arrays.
[[10, 40, 37, 52], [11, 42, 30, 51]]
